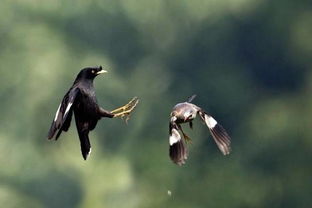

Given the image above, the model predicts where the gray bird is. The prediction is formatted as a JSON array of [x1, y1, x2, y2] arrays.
[[169, 95, 231, 165]]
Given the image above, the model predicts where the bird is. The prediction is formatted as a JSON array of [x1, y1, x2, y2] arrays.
[[169, 95, 231, 165], [47, 66, 139, 160]]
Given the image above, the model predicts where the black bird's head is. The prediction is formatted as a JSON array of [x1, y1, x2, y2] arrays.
[[76, 66, 107, 81]]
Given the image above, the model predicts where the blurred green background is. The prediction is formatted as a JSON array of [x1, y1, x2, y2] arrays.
[[1, 0, 312, 207]]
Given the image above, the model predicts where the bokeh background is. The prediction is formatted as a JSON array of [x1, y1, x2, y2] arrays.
[[1, 0, 312, 207]]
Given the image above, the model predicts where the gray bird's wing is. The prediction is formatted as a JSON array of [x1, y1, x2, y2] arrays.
[[169, 119, 188, 165], [198, 110, 231, 155]]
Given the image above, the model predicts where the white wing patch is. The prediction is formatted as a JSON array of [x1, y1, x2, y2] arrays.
[[169, 129, 181, 145], [54, 103, 61, 121], [64, 102, 73, 118], [205, 115, 218, 128]]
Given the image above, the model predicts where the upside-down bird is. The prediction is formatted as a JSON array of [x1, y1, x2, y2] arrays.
[[47, 66, 139, 160], [169, 95, 231, 165]]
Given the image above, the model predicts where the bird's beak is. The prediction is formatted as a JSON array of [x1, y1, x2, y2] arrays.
[[96, 69, 107, 75], [171, 116, 177, 122], [184, 115, 191, 122]]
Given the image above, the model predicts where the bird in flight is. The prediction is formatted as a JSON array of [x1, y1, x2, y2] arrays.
[[169, 95, 231, 165], [47, 66, 139, 160]]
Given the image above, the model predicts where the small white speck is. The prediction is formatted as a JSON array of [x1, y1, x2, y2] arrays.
[[86, 148, 92, 159], [167, 190, 172, 196]]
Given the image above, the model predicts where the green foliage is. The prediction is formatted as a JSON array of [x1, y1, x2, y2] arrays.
[[1, 0, 312, 207]]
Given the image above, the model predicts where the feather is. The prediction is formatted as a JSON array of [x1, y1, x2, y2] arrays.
[[48, 88, 80, 140], [199, 111, 231, 155], [169, 121, 188, 165]]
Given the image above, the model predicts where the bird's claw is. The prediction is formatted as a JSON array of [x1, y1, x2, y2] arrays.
[[183, 133, 192, 144], [111, 97, 139, 122]]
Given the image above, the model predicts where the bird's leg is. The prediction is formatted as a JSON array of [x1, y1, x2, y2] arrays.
[[189, 121, 193, 129], [182, 131, 192, 144], [111, 97, 139, 122], [111, 97, 139, 115], [178, 125, 192, 144], [99, 107, 114, 118]]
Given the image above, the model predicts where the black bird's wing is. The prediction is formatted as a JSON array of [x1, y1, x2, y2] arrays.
[[48, 87, 80, 140], [169, 121, 188, 165], [198, 110, 231, 155]]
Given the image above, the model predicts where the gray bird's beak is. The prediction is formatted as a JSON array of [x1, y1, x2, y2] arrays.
[[171, 116, 177, 122], [96, 69, 108, 75]]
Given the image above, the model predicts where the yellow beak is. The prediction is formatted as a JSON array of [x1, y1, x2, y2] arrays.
[[96, 69, 107, 75]]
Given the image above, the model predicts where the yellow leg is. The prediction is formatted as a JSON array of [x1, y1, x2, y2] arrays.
[[178, 125, 192, 144], [111, 97, 139, 122], [178, 126, 192, 144], [182, 132, 192, 144]]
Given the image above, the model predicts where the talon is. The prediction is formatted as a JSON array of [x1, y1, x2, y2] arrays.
[[111, 97, 138, 113], [111, 97, 139, 121], [113, 109, 134, 117], [182, 133, 192, 144]]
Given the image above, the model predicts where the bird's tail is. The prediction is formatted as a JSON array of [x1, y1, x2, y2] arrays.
[[78, 131, 91, 160], [187, 94, 197, 103]]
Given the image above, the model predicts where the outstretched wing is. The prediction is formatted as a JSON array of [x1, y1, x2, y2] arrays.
[[169, 120, 188, 165], [47, 87, 80, 140], [199, 111, 231, 155]]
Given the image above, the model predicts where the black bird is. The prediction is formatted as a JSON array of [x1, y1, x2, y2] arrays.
[[169, 95, 231, 165], [48, 66, 138, 160]]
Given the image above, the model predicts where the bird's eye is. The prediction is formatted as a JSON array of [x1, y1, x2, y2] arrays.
[[91, 70, 95, 74]]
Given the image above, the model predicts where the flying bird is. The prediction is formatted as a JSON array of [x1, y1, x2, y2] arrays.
[[47, 66, 139, 160], [169, 95, 231, 165]]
